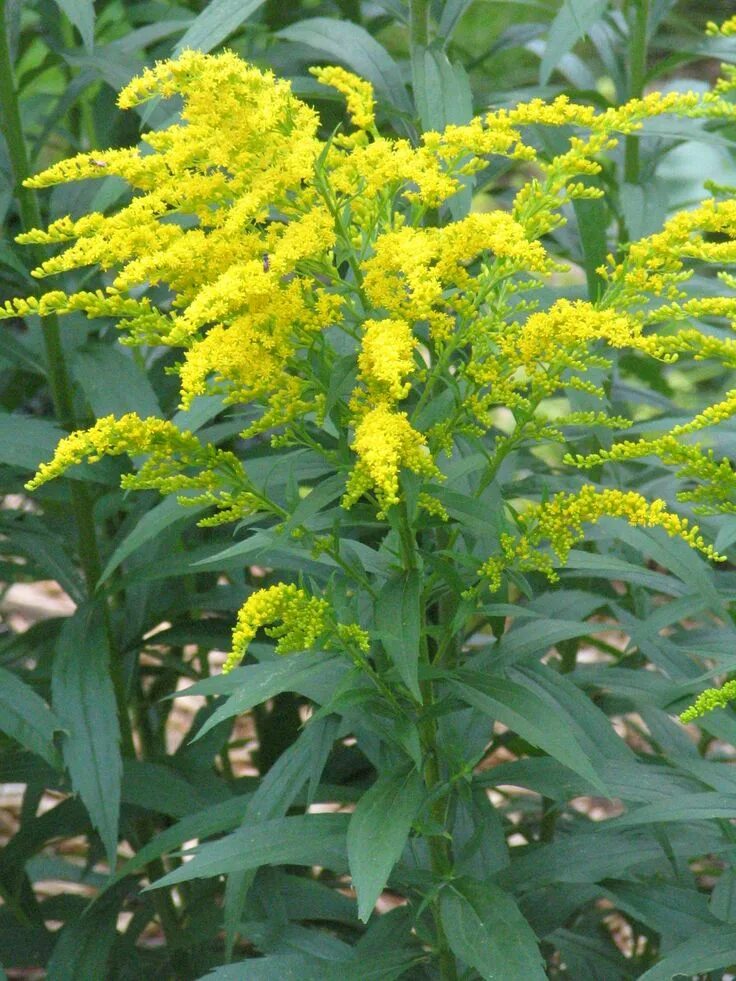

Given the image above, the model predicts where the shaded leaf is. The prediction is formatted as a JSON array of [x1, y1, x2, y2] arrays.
[[348, 764, 424, 922], [638, 924, 736, 981], [52, 606, 121, 867], [0, 667, 62, 769], [540, 0, 608, 84], [53, 0, 95, 50], [440, 877, 545, 980], [375, 571, 422, 700], [147, 813, 350, 889], [278, 18, 412, 113], [449, 671, 604, 790], [174, 0, 268, 55]]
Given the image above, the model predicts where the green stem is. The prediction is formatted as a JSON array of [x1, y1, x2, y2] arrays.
[[395, 500, 457, 980], [409, 0, 431, 48], [624, 0, 649, 185]]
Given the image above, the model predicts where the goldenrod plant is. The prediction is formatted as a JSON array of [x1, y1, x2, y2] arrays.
[[5, 1, 736, 978]]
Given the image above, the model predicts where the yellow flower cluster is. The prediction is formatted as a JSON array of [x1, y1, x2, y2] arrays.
[[480, 486, 724, 590], [310, 65, 376, 134], [344, 405, 440, 517], [707, 15, 736, 36], [680, 680, 736, 723], [357, 318, 415, 401], [9, 46, 736, 556], [223, 583, 369, 673]]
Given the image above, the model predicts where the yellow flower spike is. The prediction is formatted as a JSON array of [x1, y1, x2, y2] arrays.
[[343, 405, 441, 517], [480, 486, 725, 591], [358, 318, 415, 401], [224, 583, 368, 673], [310, 65, 376, 133], [680, 680, 736, 723]]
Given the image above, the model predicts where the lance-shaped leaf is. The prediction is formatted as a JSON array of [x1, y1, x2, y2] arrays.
[[52, 605, 121, 868], [146, 813, 350, 889], [0, 667, 62, 769], [348, 763, 424, 922], [440, 877, 546, 980], [448, 671, 604, 790], [375, 571, 422, 701]]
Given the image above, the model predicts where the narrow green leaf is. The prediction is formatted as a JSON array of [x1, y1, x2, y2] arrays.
[[540, 0, 608, 84], [440, 877, 546, 980], [278, 18, 412, 114], [711, 867, 736, 923], [0, 667, 62, 768], [44, 880, 130, 981], [573, 189, 607, 300], [183, 653, 345, 742], [0, 413, 64, 471], [348, 764, 424, 922], [110, 796, 248, 885], [375, 571, 422, 700], [411, 44, 472, 134], [449, 672, 604, 790], [72, 345, 161, 420], [638, 924, 736, 981], [52, 606, 121, 867], [438, 0, 476, 41], [615, 792, 736, 826], [147, 813, 349, 889], [99, 495, 208, 584], [204, 947, 418, 980], [52, 0, 95, 51], [174, 0, 267, 55]]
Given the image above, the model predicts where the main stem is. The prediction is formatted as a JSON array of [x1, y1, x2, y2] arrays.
[[624, 0, 649, 185], [397, 499, 457, 980], [409, 0, 430, 48]]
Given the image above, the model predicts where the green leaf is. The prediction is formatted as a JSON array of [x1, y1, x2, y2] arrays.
[[204, 948, 418, 980], [52, 0, 95, 51], [121, 760, 213, 818], [0, 667, 62, 768], [438, 0, 476, 41], [44, 880, 130, 981], [711, 867, 736, 923], [411, 44, 472, 134], [448, 672, 604, 790], [52, 605, 121, 867], [375, 570, 422, 700], [540, 0, 608, 84], [182, 652, 345, 741], [110, 796, 249, 884], [614, 792, 736, 826], [72, 345, 161, 419], [174, 0, 268, 55], [7, 529, 85, 604], [573, 188, 607, 300], [348, 764, 424, 922], [440, 877, 545, 980], [99, 495, 208, 584], [489, 617, 598, 669], [147, 813, 349, 889], [562, 548, 687, 596], [638, 924, 736, 981], [0, 413, 64, 472], [278, 18, 412, 114]]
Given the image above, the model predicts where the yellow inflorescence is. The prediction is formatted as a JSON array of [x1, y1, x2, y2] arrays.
[[357, 318, 415, 401], [480, 486, 725, 590], [344, 405, 440, 517], [223, 583, 368, 673], [9, 47, 736, 600], [310, 65, 376, 133], [680, 680, 736, 722]]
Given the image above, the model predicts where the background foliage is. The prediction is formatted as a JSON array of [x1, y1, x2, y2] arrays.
[[3, 0, 736, 978]]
